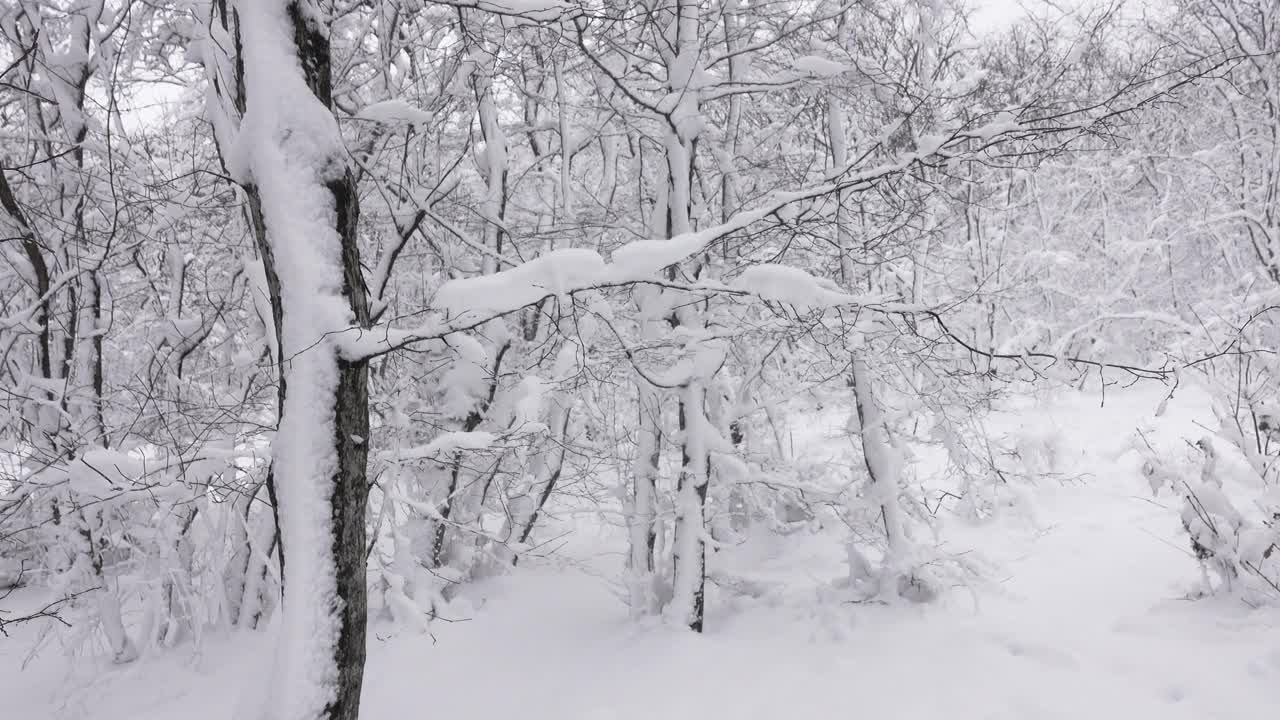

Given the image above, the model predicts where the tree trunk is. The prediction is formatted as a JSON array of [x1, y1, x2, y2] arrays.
[[662, 0, 711, 634], [849, 353, 907, 597], [628, 382, 661, 615], [671, 381, 710, 632], [232, 2, 371, 718]]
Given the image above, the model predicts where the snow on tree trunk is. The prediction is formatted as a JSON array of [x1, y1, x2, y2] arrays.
[[826, 92, 910, 597], [232, 2, 371, 718], [628, 380, 662, 615], [671, 380, 711, 631], [627, 119, 671, 619], [662, 0, 713, 633], [848, 352, 908, 598], [827, 96, 856, 289]]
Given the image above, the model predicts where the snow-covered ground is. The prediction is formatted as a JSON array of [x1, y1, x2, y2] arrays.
[[5, 386, 1279, 719]]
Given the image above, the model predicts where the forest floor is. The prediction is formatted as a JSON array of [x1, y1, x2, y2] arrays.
[[4, 385, 1279, 719]]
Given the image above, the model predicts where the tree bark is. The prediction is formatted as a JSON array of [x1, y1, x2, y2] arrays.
[[229, 2, 371, 718]]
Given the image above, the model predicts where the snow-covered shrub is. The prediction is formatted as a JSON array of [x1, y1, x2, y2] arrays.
[[1143, 434, 1280, 602], [0, 436, 276, 660], [831, 363, 996, 604], [931, 410, 1048, 524]]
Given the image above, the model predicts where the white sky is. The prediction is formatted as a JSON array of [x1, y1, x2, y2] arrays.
[[971, 0, 1035, 31]]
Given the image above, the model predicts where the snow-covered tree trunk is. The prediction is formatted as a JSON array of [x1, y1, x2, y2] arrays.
[[628, 174, 667, 616], [671, 378, 712, 632], [231, 2, 371, 718], [848, 352, 908, 596], [663, 0, 715, 633], [472, 26, 508, 278], [828, 94, 907, 596], [828, 96, 857, 288], [200, 0, 290, 608], [628, 378, 662, 615]]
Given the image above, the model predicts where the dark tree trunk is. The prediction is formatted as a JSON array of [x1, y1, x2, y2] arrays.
[[286, 8, 371, 720], [675, 397, 709, 633], [219, 3, 372, 718], [327, 168, 371, 720], [246, 191, 288, 583], [212, 0, 287, 601], [0, 171, 51, 386]]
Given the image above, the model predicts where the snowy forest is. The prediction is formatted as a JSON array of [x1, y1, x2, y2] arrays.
[[1, 0, 1278, 717]]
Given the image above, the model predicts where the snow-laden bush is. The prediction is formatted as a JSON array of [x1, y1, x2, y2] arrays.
[[837, 388, 993, 604], [930, 410, 1053, 524], [0, 441, 276, 659], [1142, 431, 1280, 602]]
